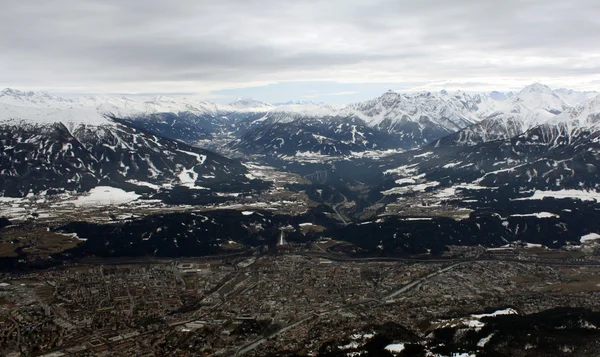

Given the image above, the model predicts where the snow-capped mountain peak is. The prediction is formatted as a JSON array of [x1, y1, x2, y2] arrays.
[[0, 88, 74, 108], [0, 89, 116, 127], [274, 100, 325, 106], [379, 90, 402, 104], [513, 83, 566, 114], [228, 97, 274, 110], [1, 88, 29, 96], [553, 94, 600, 128], [1, 84, 598, 152], [434, 85, 600, 147], [554, 88, 599, 107], [345, 89, 479, 136]]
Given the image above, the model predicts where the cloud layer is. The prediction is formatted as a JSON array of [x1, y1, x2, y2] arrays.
[[1, 0, 599, 96]]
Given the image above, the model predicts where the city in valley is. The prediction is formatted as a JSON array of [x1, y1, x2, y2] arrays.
[[3, 1, 600, 355], [2, 243, 600, 356]]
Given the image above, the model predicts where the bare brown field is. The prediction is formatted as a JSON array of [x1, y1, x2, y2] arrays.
[[0, 226, 82, 257]]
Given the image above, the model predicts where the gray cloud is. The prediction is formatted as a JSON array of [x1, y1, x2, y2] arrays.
[[1, 0, 599, 94]]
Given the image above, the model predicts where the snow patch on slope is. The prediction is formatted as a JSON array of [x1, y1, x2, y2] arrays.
[[516, 189, 600, 202], [74, 186, 140, 206], [581, 233, 600, 243]]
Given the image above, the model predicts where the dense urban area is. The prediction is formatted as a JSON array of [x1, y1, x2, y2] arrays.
[[2, 242, 600, 356]]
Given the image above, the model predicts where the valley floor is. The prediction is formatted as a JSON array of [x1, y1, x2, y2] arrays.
[[1, 247, 600, 356]]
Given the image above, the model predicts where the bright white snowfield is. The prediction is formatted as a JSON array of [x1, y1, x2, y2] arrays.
[[384, 343, 405, 353], [517, 190, 600, 202], [580, 233, 600, 243], [73, 186, 140, 206], [0, 103, 113, 127]]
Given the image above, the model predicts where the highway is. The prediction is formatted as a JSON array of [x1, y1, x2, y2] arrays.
[[303, 169, 333, 183], [332, 194, 350, 226], [233, 314, 316, 356], [298, 251, 600, 267], [383, 262, 465, 301], [230, 261, 464, 356], [229, 254, 600, 356]]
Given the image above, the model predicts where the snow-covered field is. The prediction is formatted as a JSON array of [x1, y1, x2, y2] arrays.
[[243, 162, 301, 185], [73, 186, 141, 206], [510, 212, 559, 219], [516, 189, 600, 202], [581, 233, 600, 243], [384, 343, 405, 353], [435, 308, 518, 332], [0, 188, 166, 222], [381, 181, 440, 196]]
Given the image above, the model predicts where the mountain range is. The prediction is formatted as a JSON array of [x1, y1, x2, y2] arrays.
[[2, 84, 597, 156], [368, 92, 600, 204], [1, 84, 600, 200]]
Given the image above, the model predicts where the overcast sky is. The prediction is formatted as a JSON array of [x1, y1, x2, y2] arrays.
[[1, 0, 600, 103]]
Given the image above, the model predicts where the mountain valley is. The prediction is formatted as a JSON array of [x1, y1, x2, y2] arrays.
[[2, 84, 600, 357]]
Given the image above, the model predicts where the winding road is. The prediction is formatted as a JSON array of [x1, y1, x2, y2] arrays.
[[332, 194, 350, 226]]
